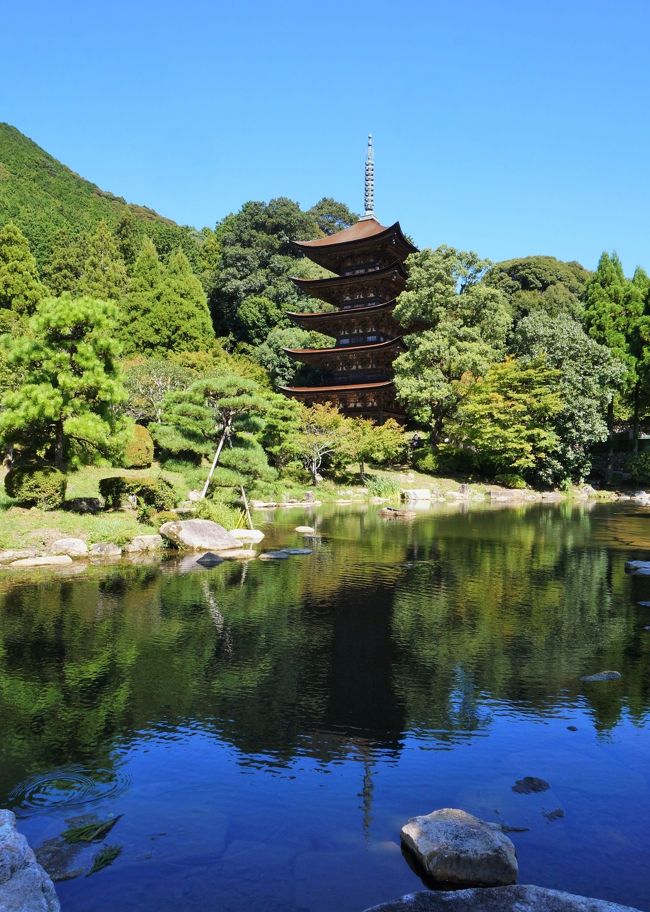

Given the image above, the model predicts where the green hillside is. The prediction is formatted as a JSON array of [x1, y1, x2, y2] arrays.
[[0, 123, 198, 266]]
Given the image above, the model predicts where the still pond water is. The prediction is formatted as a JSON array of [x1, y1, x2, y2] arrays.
[[1, 502, 649, 911]]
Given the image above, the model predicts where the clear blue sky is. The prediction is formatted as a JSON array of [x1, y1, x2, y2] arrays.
[[3, 0, 649, 272]]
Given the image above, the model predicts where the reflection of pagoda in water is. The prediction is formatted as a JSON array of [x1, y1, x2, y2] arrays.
[[280, 136, 417, 421]]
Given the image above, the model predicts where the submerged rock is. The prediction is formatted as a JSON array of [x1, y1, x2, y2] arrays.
[[50, 538, 89, 558], [229, 529, 265, 543], [259, 550, 290, 560], [283, 548, 312, 555], [9, 555, 73, 568], [159, 520, 239, 551], [0, 808, 60, 911], [400, 808, 518, 887], [543, 808, 565, 822], [580, 671, 622, 682], [512, 777, 550, 794], [362, 885, 644, 912]]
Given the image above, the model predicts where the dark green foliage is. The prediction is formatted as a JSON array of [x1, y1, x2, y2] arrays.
[[63, 816, 122, 844], [121, 241, 213, 355], [42, 226, 86, 296], [494, 473, 527, 489], [0, 123, 198, 268], [99, 475, 176, 512], [252, 325, 330, 389], [412, 449, 439, 474], [122, 424, 154, 468], [87, 845, 121, 876], [626, 451, 650, 484], [486, 256, 589, 323], [5, 463, 67, 509], [79, 220, 128, 300], [122, 356, 193, 424], [306, 197, 358, 235], [209, 197, 335, 340], [0, 221, 46, 314]]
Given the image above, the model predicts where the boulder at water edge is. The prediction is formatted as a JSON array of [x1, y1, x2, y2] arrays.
[[49, 538, 89, 558], [400, 808, 518, 887], [0, 809, 60, 911], [122, 534, 164, 553], [362, 886, 643, 912], [9, 555, 73, 568], [159, 519, 240, 552], [89, 542, 122, 559]]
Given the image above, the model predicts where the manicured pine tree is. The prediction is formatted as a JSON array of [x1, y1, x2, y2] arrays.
[[79, 220, 128, 300], [0, 222, 46, 317]]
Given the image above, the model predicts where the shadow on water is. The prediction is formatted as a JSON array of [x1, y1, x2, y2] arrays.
[[0, 501, 649, 911]]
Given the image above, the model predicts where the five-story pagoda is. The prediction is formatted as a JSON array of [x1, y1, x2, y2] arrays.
[[280, 136, 416, 421]]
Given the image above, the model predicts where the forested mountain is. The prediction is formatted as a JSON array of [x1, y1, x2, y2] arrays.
[[0, 123, 198, 266]]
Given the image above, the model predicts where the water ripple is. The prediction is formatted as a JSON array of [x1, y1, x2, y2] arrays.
[[9, 765, 131, 816]]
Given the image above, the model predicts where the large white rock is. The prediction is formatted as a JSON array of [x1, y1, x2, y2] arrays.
[[122, 534, 164, 553], [9, 556, 73, 568], [229, 529, 265, 543], [294, 525, 315, 534], [401, 489, 432, 501], [49, 538, 89, 558], [400, 808, 518, 887], [0, 809, 60, 911], [159, 519, 240, 551], [362, 886, 643, 912]]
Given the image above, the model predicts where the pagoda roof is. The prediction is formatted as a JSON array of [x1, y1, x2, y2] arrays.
[[287, 300, 397, 325], [280, 380, 395, 394], [284, 336, 405, 360], [291, 263, 406, 306], [294, 218, 417, 271]]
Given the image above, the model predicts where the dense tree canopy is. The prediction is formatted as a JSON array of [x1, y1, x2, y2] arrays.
[[485, 255, 589, 324], [0, 294, 126, 469], [0, 221, 45, 317]]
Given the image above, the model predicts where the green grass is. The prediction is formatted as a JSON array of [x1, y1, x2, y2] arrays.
[[0, 464, 174, 550]]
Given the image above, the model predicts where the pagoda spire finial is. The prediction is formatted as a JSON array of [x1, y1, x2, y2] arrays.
[[363, 134, 375, 219]]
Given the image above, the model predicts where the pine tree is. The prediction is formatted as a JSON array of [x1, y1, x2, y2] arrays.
[[42, 226, 87, 296], [115, 211, 142, 269], [79, 220, 128, 300], [583, 252, 640, 469], [0, 294, 127, 469], [0, 222, 46, 316]]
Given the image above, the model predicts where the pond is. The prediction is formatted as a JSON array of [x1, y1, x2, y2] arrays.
[[1, 501, 649, 912]]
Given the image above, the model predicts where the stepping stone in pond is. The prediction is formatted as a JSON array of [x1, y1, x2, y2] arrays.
[[196, 552, 225, 568], [283, 548, 312, 555], [259, 551, 290, 560], [512, 776, 550, 794], [580, 670, 621, 682], [543, 807, 565, 822]]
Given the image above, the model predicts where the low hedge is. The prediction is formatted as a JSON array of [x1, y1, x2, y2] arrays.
[[99, 476, 176, 512], [5, 464, 67, 509], [123, 424, 154, 469]]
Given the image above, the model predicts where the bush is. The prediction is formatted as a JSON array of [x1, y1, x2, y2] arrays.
[[412, 450, 439, 474], [5, 464, 67, 509], [494, 473, 527, 489], [150, 510, 179, 529], [365, 475, 401, 498], [195, 498, 245, 530], [123, 424, 154, 468], [99, 475, 176, 512], [627, 452, 650, 485]]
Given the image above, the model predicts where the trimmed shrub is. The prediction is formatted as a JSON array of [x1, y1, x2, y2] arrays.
[[412, 450, 439, 474], [5, 464, 67, 509], [494, 473, 527, 489], [99, 475, 176, 512], [627, 452, 650, 485], [123, 424, 154, 469]]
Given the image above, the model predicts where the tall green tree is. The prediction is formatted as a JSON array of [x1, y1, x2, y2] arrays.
[[121, 241, 214, 355], [511, 312, 625, 483], [0, 222, 46, 317], [79, 220, 128, 300], [583, 252, 642, 469], [0, 294, 127, 469], [394, 246, 511, 442], [42, 226, 87, 297], [448, 357, 563, 481], [485, 255, 589, 324]]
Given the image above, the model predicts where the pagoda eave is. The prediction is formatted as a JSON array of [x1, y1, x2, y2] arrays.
[[284, 337, 406, 365]]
